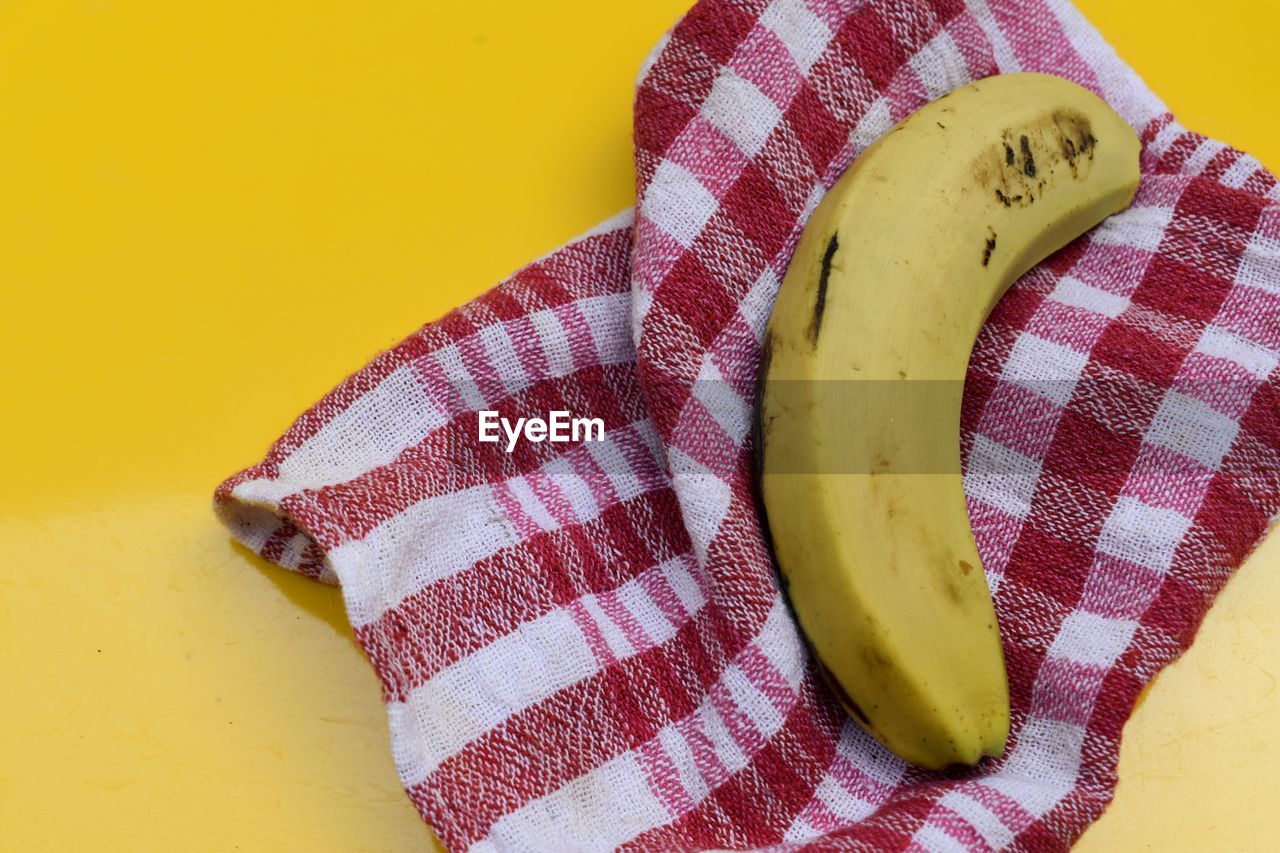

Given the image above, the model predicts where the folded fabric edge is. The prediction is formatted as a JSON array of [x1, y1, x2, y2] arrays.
[[210, 208, 639, 593], [214, 484, 341, 586]]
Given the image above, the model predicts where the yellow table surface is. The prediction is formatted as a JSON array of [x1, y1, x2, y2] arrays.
[[2, 1, 1277, 850]]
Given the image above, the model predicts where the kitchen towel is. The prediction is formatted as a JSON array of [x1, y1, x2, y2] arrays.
[[215, 0, 1280, 849]]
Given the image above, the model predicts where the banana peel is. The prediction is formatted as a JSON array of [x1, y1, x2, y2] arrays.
[[757, 73, 1141, 769]]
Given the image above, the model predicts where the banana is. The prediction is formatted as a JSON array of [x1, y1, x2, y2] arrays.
[[757, 73, 1140, 769]]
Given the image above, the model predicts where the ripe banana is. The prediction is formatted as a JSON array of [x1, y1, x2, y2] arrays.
[[758, 73, 1140, 769]]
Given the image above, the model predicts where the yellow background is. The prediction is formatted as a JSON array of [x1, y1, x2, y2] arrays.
[[1, 1, 1277, 849]]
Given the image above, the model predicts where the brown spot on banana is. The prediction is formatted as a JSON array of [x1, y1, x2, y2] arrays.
[[995, 188, 1025, 207], [808, 233, 840, 346], [750, 336, 771, 488], [981, 111, 1098, 207], [861, 643, 892, 674], [1019, 134, 1037, 177]]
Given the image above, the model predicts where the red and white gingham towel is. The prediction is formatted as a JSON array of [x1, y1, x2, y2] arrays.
[[215, 0, 1280, 849]]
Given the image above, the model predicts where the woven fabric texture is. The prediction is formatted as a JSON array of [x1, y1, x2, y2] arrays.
[[215, 0, 1280, 849]]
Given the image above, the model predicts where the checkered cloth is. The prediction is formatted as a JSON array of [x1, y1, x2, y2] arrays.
[[215, 0, 1280, 849]]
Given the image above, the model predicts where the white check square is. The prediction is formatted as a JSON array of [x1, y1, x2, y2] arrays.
[[1002, 333, 1089, 406], [1050, 611, 1137, 668], [1098, 495, 1191, 573], [1050, 275, 1129, 320], [643, 159, 719, 248], [702, 69, 783, 156], [1196, 326, 1278, 380], [965, 435, 1041, 520], [760, 0, 831, 73], [1239, 232, 1280, 297], [1147, 390, 1240, 469]]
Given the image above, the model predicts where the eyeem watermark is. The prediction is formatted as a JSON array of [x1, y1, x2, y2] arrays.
[[478, 410, 606, 452]]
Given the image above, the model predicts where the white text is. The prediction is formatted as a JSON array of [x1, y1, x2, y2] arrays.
[[478, 410, 606, 452]]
